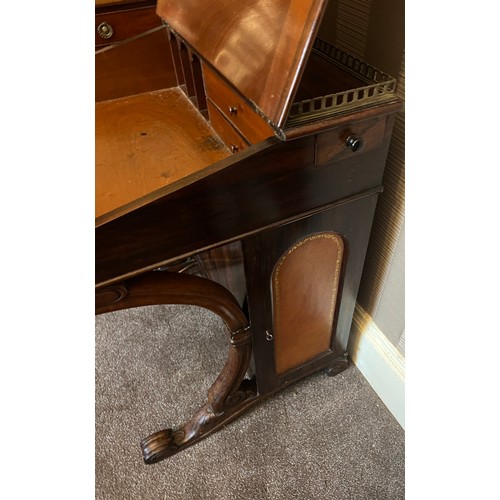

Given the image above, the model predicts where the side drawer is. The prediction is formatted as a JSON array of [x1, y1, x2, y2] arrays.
[[207, 100, 249, 154], [203, 65, 275, 144], [315, 116, 387, 166], [95, 6, 162, 48]]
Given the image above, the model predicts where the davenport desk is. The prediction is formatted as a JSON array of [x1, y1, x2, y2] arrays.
[[95, 0, 402, 464]]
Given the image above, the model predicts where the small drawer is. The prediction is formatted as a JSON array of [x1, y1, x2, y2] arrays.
[[203, 65, 275, 144], [208, 100, 249, 154], [95, 6, 162, 48], [315, 116, 387, 166]]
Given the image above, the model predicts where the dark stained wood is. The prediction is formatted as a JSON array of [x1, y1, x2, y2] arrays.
[[95, 122, 394, 286], [177, 40, 196, 98], [190, 52, 208, 113], [167, 30, 185, 87], [96, 271, 245, 329], [95, 270, 254, 463], [195, 241, 247, 307], [315, 115, 387, 166], [141, 378, 257, 463], [242, 192, 380, 394], [156, 0, 329, 127], [95, 0, 403, 464], [95, 88, 230, 218], [284, 100, 401, 138], [293, 49, 368, 102], [95, 28, 178, 102]]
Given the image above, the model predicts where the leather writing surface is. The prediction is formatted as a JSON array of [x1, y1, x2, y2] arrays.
[[156, 0, 328, 128]]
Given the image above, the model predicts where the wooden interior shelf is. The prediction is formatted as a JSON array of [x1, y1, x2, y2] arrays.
[[95, 88, 230, 218]]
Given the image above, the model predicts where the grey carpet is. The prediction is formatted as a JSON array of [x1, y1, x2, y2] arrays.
[[96, 304, 404, 499]]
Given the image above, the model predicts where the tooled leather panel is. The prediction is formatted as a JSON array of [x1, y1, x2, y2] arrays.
[[272, 232, 344, 374]]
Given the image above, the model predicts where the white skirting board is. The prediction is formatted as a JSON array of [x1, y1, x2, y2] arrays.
[[348, 305, 405, 429]]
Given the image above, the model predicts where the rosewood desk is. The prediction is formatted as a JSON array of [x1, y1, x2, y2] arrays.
[[95, 0, 401, 464]]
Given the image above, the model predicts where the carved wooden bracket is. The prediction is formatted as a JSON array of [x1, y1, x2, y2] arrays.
[[96, 271, 255, 463]]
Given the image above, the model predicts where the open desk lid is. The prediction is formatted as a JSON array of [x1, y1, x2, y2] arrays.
[[156, 0, 329, 129]]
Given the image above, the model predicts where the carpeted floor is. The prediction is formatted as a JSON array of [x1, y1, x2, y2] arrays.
[[96, 304, 404, 499]]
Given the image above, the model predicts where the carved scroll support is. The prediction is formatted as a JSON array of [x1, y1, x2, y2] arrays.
[[96, 271, 256, 464]]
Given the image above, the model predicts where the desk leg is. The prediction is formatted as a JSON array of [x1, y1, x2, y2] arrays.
[[96, 271, 256, 464]]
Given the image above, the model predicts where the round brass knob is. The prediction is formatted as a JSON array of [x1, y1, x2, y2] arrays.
[[230, 144, 239, 153], [97, 22, 114, 39], [228, 106, 238, 116], [346, 135, 364, 152]]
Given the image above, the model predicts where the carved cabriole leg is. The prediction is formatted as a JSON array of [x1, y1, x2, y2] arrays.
[[96, 271, 256, 464]]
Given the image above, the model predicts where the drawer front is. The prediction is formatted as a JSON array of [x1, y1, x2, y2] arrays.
[[207, 100, 249, 154], [203, 66, 275, 144], [95, 6, 162, 47], [315, 116, 387, 166]]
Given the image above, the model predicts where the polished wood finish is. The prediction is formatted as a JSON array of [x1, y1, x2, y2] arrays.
[[95, 88, 230, 217], [195, 241, 248, 307], [95, 126, 393, 285], [95, 0, 403, 464], [243, 192, 380, 394], [95, 5, 161, 48], [96, 270, 254, 463], [95, 28, 177, 102], [203, 66, 275, 144], [315, 116, 387, 166], [207, 100, 249, 154], [272, 233, 344, 374], [156, 0, 329, 127], [293, 49, 366, 102]]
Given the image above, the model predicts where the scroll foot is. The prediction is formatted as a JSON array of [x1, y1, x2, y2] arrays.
[[141, 429, 177, 465], [97, 271, 256, 464], [326, 353, 350, 377], [140, 378, 257, 464]]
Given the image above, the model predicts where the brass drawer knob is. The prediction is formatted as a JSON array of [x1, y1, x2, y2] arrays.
[[230, 144, 239, 154], [228, 106, 238, 116], [346, 135, 364, 152], [97, 21, 114, 39]]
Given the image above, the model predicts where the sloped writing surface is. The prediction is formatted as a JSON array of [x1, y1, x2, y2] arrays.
[[157, 0, 328, 128], [95, 88, 230, 218]]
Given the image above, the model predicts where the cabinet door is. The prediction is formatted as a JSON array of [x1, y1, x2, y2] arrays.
[[242, 193, 379, 394]]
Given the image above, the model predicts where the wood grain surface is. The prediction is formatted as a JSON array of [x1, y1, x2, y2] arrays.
[[156, 0, 328, 127], [207, 100, 250, 154], [203, 66, 275, 143], [95, 5, 161, 47], [95, 28, 178, 102]]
